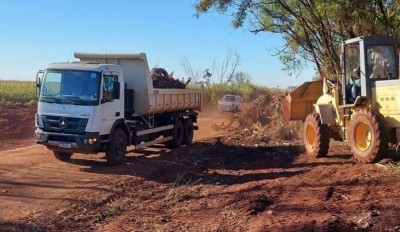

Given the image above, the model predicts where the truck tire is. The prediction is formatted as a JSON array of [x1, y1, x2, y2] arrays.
[[168, 119, 184, 148], [53, 151, 73, 161], [106, 128, 127, 165], [183, 118, 194, 145], [303, 113, 330, 157], [348, 109, 387, 163]]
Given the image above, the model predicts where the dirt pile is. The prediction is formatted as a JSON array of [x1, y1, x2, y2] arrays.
[[220, 91, 302, 146]]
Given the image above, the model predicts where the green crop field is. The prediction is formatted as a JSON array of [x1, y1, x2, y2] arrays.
[[0, 79, 280, 107], [0, 80, 36, 105]]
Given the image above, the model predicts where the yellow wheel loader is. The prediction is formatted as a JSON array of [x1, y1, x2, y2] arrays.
[[283, 36, 399, 163]]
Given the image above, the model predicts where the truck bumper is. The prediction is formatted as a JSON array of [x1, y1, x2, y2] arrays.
[[34, 129, 102, 154]]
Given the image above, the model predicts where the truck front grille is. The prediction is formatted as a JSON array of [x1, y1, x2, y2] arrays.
[[41, 115, 88, 134]]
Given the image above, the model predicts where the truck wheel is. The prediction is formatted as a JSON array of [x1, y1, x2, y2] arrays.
[[53, 151, 73, 161], [183, 118, 194, 145], [106, 128, 127, 165], [169, 119, 184, 148], [303, 113, 330, 157], [348, 109, 387, 163]]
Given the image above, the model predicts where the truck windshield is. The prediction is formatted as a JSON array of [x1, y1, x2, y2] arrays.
[[40, 70, 100, 106]]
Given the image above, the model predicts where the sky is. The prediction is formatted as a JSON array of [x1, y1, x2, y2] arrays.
[[0, 0, 316, 88]]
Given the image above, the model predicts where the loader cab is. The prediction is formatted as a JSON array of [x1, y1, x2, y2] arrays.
[[341, 36, 397, 105]]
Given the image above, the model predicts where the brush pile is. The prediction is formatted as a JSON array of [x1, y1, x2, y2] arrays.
[[151, 68, 191, 89], [226, 91, 302, 146]]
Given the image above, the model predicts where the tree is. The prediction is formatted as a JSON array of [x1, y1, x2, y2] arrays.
[[232, 71, 251, 84], [180, 48, 241, 84], [202, 68, 213, 85], [180, 57, 202, 82], [211, 48, 241, 83], [195, 0, 400, 79]]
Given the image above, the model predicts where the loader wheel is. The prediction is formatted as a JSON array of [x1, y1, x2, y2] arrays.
[[168, 119, 184, 148], [303, 113, 330, 157], [182, 118, 194, 145], [348, 109, 387, 163], [53, 151, 73, 161], [106, 128, 127, 165]]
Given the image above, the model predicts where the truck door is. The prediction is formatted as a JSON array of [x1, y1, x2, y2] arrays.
[[99, 72, 122, 135]]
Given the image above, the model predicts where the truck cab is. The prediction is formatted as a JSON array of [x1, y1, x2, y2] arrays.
[[35, 62, 124, 153]]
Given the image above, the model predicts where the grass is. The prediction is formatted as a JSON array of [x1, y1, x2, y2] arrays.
[[164, 173, 202, 205], [375, 162, 400, 171], [0, 80, 36, 105]]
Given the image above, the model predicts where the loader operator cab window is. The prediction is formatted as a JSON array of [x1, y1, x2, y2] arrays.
[[344, 44, 361, 103], [367, 46, 396, 80]]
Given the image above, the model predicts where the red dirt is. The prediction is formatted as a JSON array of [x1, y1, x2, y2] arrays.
[[1, 105, 400, 231]]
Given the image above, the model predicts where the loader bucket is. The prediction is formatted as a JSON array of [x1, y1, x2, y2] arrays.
[[282, 80, 323, 121]]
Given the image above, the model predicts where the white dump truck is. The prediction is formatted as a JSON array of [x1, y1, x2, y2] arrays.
[[34, 53, 202, 164]]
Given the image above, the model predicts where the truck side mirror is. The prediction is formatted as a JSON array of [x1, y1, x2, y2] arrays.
[[113, 82, 120, 99], [36, 70, 44, 97]]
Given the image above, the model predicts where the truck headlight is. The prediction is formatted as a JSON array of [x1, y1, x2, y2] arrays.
[[35, 132, 48, 141], [35, 114, 44, 128], [83, 138, 97, 144]]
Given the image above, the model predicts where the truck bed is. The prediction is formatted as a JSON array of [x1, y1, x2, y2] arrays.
[[149, 88, 202, 114], [74, 52, 203, 115]]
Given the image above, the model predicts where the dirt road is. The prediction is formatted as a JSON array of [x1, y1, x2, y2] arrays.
[[2, 106, 400, 231]]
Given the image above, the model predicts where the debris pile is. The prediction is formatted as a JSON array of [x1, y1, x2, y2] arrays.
[[228, 91, 302, 146], [151, 68, 191, 89]]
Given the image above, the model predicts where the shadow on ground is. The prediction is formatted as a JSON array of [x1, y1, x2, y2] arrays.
[[72, 139, 355, 185]]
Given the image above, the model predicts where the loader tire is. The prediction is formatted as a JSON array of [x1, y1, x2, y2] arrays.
[[348, 109, 387, 163], [106, 128, 127, 165], [53, 151, 73, 161], [182, 118, 194, 145], [303, 113, 330, 157]]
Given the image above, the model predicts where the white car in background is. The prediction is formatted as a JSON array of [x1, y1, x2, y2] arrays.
[[217, 94, 245, 112]]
